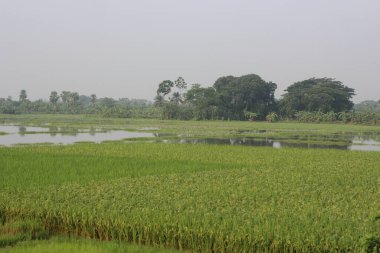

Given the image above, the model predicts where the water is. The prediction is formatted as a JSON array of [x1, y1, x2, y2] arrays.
[[1, 124, 379, 151], [0, 125, 154, 146], [155, 136, 380, 151]]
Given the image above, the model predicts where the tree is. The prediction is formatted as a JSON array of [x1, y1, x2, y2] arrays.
[[90, 94, 97, 104], [184, 84, 218, 120], [49, 91, 59, 105], [157, 80, 174, 97], [174, 76, 187, 98], [354, 100, 380, 112], [19, 90, 27, 102], [174, 76, 187, 90], [99, 97, 116, 108], [68, 92, 80, 107], [154, 94, 165, 107], [213, 74, 277, 120], [279, 78, 355, 117], [170, 92, 182, 104], [60, 91, 71, 104], [170, 77, 188, 104], [266, 112, 279, 122]]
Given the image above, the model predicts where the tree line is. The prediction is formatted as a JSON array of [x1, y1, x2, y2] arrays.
[[154, 74, 379, 124], [1, 73, 379, 124], [0, 91, 160, 118]]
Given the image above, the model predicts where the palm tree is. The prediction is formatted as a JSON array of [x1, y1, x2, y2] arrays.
[[19, 90, 27, 102], [49, 91, 59, 105], [90, 94, 97, 104]]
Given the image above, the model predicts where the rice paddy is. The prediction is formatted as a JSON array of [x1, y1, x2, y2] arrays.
[[0, 115, 380, 252]]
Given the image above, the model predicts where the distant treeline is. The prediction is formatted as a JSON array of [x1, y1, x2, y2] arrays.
[[0, 92, 161, 118], [1, 73, 379, 124]]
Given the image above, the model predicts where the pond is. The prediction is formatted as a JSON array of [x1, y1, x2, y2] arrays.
[[1, 124, 379, 151], [0, 125, 154, 146]]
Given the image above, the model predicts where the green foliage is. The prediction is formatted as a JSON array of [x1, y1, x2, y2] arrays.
[[243, 111, 258, 121], [157, 80, 174, 96], [154, 77, 190, 119], [0, 219, 49, 247], [280, 78, 355, 117], [184, 84, 217, 120], [355, 100, 380, 113], [213, 74, 277, 120], [0, 143, 379, 252], [49, 91, 59, 105], [156, 74, 277, 120], [0, 93, 158, 119], [295, 110, 380, 124], [0, 237, 180, 253], [0, 76, 377, 125], [19, 90, 28, 103], [265, 112, 279, 122], [90, 94, 97, 104], [174, 77, 187, 91]]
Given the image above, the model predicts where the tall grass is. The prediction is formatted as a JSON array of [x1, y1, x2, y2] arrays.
[[0, 236, 180, 253], [0, 143, 379, 252]]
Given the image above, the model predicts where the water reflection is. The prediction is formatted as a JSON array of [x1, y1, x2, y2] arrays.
[[19, 126, 26, 136], [0, 125, 153, 146], [0, 124, 379, 151], [48, 126, 58, 136], [155, 136, 380, 151]]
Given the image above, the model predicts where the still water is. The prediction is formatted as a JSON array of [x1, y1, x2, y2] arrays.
[[0, 124, 379, 151], [0, 125, 154, 146], [155, 137, 380, 151]]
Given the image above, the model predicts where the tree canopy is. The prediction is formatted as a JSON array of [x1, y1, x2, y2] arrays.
[[213, 74, 277, 120], [279, 78, 355, 117]]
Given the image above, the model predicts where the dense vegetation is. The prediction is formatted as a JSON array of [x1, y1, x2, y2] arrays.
[[0, 234, 179, 253], [355, 100, 380, 112], [0, 92, 160, 118], [278, 78, 355, 116], [2, 74, 379, 124], [0, 142, 379, 252]]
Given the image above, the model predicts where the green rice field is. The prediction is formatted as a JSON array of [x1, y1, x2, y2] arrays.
[[0, 115, 379, 252]]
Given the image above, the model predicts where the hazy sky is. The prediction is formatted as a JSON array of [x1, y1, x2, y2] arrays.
[[1, 0, 379, 102]]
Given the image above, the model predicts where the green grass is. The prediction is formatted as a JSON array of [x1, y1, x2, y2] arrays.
[[0, 237, 180, 253], [1, 142, 379, 252]]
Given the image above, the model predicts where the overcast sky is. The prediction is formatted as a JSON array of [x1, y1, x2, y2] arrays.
[[1, 0, 379, 102]]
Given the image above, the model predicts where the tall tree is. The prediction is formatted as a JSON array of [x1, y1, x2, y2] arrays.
[[154, 94, 165, 107], [157, 80, 174, 97], [68, 92, 80, 106], [19, 90, 27, 102], [90, 94, 97, 104], [60, 91, 71, 104], [185, 84, 217, 120], [175, 76, 187, 90], [174, 76, 187, 97], [170, 92, 182, 104], [49, 91, 59, 105], [279, 78, 355, 117], [213, 74, 277, 120]]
